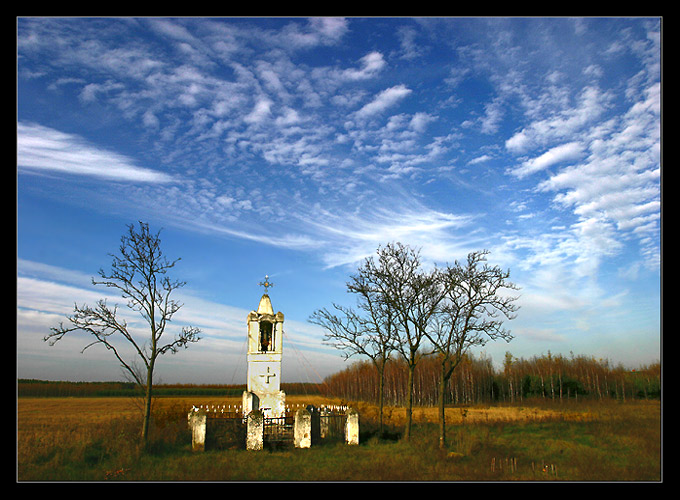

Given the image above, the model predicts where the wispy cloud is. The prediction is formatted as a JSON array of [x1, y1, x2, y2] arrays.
[[355, 84, 412, 120], [17, 19, 660, 278], [290, 200, 481, 269], [341, 51, 386, 81], [510, 141, 584, 179], [504, 86, 611, 155], [18, 122, 175, 183]]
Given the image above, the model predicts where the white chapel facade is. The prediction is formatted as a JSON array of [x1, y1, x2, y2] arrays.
[[242, 276, 286, 418]]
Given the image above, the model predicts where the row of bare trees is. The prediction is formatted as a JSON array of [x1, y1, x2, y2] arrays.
[[321, 351, 660, 407], [310, 242, 520, 448], [502, 351, 660, 402]]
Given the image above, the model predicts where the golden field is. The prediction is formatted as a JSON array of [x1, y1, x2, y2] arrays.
[[17, 395, 661, 481], [17, 394, 599, 435]]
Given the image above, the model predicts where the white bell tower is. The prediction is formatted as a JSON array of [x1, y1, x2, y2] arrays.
[[242, 276, 286, 418]]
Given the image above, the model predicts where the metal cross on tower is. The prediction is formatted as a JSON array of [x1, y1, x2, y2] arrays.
[[258, 275, 274, 293]]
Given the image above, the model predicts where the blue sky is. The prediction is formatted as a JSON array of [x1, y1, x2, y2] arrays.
[[17, 17, 661, 384]]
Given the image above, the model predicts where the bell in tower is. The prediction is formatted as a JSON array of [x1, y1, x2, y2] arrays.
[[242, 276, 286, 418]]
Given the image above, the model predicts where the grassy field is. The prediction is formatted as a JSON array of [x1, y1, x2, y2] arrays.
[[17, 395, 661, 481]]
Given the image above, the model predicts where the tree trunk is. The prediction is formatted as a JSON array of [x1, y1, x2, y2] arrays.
[[378, 365, 385, 436], [405, 364, 414, 441], [438, 362, 447, 449], [141, 361, 154, 445]]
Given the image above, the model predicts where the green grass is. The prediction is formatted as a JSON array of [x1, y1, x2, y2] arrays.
[[18, 399, 661, 481]]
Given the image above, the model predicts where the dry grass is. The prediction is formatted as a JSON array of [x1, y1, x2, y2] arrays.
[[353, 399, 598, 428], [17, 396, 661, 481], [16, 394, 593, 424]]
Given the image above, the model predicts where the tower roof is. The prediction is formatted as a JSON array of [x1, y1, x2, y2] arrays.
[[257, 294, 274, 315]]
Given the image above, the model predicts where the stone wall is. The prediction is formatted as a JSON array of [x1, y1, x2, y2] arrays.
[[188, 405, 359, 451]]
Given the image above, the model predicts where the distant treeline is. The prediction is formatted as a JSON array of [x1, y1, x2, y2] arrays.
[[19, 352, 660, 404], [17, 380, 322, 398], [319, 352, 661, 406]]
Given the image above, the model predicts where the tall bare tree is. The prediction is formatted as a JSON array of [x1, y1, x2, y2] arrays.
[[45, 221, 201, 445], [356, 242, 443, 441], [310, 265, 397, 436], [427, 250, 520, 448]]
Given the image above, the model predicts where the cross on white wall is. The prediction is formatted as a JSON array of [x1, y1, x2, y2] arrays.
[[259, 366, 276, 384]]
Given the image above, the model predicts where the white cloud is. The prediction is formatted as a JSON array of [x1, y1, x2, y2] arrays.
[[17, 259, 92, 288], [79, 80, 125, 103], [468, 154, 492, 165], [510, 141, 584, 178], [243, 97, 273, 124], [502, 55, 659, 269], [355, 84, 412, 119], [308, 17, 348, 41], [186, 219, 324, 252], [505, 130, 530, 154], [294, 200, 479, 269], [409, 112, 435, 133], [396, 26, 425, 60], [505, 86, 609, 154], [17, 122, 175, 183], [281, 17, 348, 48], [497, 226, 617, 317], [342, 51, 386, 81], [480, 98, 504, 134], [17, 276, 118, 318]]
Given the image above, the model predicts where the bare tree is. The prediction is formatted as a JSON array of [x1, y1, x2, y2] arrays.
[[310, 265, 397, 436], [427, 250, 520, 448], [357, 242, 443, 441], [45, 221, 201, 445]]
